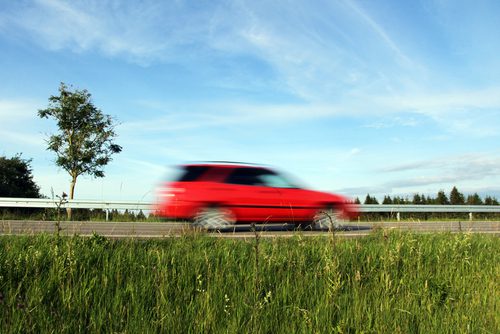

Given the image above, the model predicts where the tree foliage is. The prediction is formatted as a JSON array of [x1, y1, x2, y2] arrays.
[[38, 83, 122, 200], [484, 196, 499, 205], [364, 194, 379, 205], [382, 196, 393, 204], [412, 194, 423, 205], [466, 193, 483, 205], [361, 187, 498, 206], [435, 190, 450, 205], [449, 186, 465, 205], [0, 155, 41, 198]]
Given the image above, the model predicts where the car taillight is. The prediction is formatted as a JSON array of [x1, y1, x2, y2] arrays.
[[159, 187, 185, 197], [167, 187, 185, 193]]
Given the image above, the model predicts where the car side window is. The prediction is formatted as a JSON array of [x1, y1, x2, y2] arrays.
[[225, 168, 267, 186], [177, 166, 210, 182]]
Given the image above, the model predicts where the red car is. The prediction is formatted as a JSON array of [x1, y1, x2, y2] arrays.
[[156, 162, 358, 229]]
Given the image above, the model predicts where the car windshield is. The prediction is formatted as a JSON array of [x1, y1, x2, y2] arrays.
[[258, 172, 298, 188]]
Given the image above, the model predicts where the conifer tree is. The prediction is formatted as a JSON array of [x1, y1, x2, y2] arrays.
[[382, 195, 393, 204], [449, 186, 465, 205], [436, 190, 450, 205], [412, 193, 422, 205], [466, 193, 483, 205], [364, 194, 379, 204]]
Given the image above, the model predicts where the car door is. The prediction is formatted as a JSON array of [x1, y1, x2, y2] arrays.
[[278, 187, 321, 222], [257, 171, 322, 222], [223, 167, 282, 221]]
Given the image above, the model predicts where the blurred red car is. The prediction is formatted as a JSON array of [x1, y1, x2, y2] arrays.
[[156, 162, 358, 229]]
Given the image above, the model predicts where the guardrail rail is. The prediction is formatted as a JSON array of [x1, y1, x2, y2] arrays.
[[1, 197, 499, 221]]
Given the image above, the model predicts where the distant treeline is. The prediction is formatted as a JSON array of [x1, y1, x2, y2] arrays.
[[355, 186, 499, 205], [351, 186, 499, 221]]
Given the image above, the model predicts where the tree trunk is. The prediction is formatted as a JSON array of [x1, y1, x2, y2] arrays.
[[67, 177, 77, 220]]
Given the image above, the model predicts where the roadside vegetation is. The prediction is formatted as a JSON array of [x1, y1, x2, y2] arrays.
[[0, 231, 498, 333]]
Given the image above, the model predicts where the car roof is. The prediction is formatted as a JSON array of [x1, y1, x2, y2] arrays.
[[181, 161, 269, 169]]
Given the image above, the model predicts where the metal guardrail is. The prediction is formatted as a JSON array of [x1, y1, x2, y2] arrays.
[[359, 204, 500, 221], [359, 204, 500, 213], [0, 197, 151, 210], [1, 197, 499, 221], [0, 197, 151, 221]]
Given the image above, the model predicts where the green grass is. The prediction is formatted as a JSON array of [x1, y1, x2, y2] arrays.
[[0, 231, 498, 333]]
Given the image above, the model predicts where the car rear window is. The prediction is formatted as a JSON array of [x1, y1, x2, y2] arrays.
[[177, 166, 210, 182]]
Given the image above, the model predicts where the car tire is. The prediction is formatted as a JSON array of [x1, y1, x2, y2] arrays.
[[193, 206, 235, 230], [312, 207, 343, 231]]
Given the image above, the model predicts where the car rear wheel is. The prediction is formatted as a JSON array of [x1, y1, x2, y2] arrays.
[[312, 207, 343, 230], [193, 206, 235, 230]]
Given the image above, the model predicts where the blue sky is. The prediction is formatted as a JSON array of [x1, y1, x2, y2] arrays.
[[1, 0, 499, 202]]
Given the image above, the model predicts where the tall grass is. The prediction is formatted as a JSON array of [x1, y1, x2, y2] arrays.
[[0, 231, 498, 333]]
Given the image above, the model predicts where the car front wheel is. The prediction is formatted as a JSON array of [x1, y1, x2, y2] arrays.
[[193, 206, 235, 230], [312, 207, 343, 230]]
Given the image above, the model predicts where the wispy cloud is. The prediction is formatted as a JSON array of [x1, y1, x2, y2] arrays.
[[376, 87, 500, 112], [120, 100, 349, 133], [0, 99, 39, 122], [2, 1, 423, 99], [370, 152, 500, 195], [367, 87, 500, 136], [118, 157, 167, 175], [362, 116, 420, 129], [0, 130, 45, 148], [335, 150, 500, 199], [0, 99, 47, 148], [382, 152, 500, 175], [342, 0, 415, 67], [3, 0, 218, 64]]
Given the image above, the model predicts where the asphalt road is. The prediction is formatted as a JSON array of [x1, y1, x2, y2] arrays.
[[1, 220, 499, 238]]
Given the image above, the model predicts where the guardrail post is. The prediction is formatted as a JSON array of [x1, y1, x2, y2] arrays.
[[469, 212, 473, 221], [397, 212, 400, 222], [106, 210, 109, 221]]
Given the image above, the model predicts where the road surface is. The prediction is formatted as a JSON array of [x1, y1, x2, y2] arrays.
[[1, 220, 499, 238]]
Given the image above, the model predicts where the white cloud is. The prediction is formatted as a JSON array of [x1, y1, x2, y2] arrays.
[[0, 99, 48, 149], [119, 101, 349, 133], [2, 1, 423, 98], [0, 130, 45, 148], [118, 157, 167, 175], [125, 84, 500, 137], [343, 0, 415, 67], [376, 87, 500, 112], [349, 148, 361, 156], [4, 0, 216, 64], [373, 152, 500, 193], [362, 116, 420, 129], [0, 100, 39, 122], [367, 87, 500, 136], [382, 152, 500, 174]]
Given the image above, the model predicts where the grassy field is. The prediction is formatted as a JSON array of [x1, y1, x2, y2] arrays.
[[0, 231, 498, 333]]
